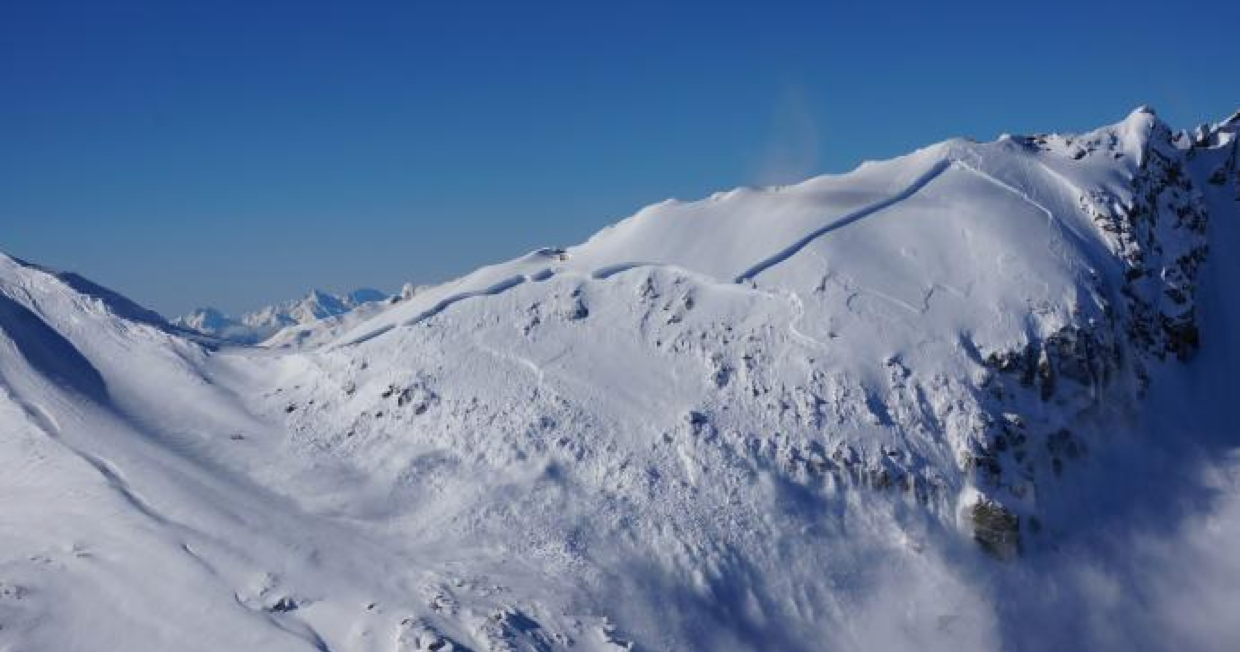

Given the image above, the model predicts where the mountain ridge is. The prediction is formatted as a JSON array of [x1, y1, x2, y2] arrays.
[[174, 286, 391, 344], [1, 106, 1237, 652]]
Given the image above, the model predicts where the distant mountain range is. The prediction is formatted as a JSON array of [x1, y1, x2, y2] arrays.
[[173, 288, 391, 344]]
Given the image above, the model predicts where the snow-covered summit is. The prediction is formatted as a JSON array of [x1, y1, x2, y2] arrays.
[[175, 287, 390, 344], [1, 107, 1238, 652]]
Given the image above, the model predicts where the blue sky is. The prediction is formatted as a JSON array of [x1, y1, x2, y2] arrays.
[[3, 0, 1236, 316]]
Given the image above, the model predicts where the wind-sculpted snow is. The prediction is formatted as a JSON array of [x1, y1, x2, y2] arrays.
[[1, 107, 1238, 651], [0, 293, 109, 403], [343, 271, 545, 347], [734, 158, 953, 283], [9, 256, 169, 328]]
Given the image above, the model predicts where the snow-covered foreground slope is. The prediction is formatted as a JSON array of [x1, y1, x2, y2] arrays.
[[1, 107, 1238, 651]]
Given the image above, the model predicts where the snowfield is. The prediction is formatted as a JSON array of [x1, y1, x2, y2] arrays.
[[1, 107, 1238, 651]]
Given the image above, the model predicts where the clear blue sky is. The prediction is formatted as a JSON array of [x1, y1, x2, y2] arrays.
[[3, 0, 1236, 317]]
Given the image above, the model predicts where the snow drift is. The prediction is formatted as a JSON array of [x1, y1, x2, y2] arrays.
[[1, 107, 1238, 651]]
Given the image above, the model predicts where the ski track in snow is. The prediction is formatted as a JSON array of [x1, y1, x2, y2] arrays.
[[782, 289, 833, 353], [952, 156, 1100, 276], [475, 337, 547, 386], [331, 152, 1070, 381], [733, 158, 953, 283], [4, 107, 1237, 652], [337, 155, 953, 351]]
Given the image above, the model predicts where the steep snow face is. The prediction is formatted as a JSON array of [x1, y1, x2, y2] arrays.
[[175, 287, 391, 344], [323, 107, 1229, 541], [2, 107, 1238, 652]]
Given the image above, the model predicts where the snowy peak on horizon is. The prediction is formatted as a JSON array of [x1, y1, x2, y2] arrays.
[[1, 105, 1238, 652], [174, 286, 391, 344]]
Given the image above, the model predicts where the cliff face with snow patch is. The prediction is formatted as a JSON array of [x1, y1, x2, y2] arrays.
[[1, 108, 1237, 652]]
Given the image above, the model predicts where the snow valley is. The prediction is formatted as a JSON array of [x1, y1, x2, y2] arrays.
[[1, 107, 1238, 651]]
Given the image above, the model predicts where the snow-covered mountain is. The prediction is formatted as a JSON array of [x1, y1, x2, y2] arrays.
[[1, 107, 1237, 652], [174, 287, 390, 344]]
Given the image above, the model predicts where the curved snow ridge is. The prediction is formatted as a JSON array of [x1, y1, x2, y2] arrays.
[[733, 158, 953, 283], [1, 253, 168, 328], [325, 108, 1179, 350], [587, 260, 744, 284], [340, 271, 552, 347], [333, 152, 958, 349], [590, 261, 661, 280], [339, 259, 765, 348], [0, 291, 111, 404]]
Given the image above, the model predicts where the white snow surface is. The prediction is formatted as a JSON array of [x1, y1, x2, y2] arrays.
[[1, 107, 1239, 651], [175, 288, 390, 345]]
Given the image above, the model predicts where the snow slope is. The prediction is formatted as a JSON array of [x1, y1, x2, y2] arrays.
[[1, 107, 1238, 652]]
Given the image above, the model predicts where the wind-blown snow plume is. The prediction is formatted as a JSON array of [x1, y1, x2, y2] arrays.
[[0, 107, 1237, 652]]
